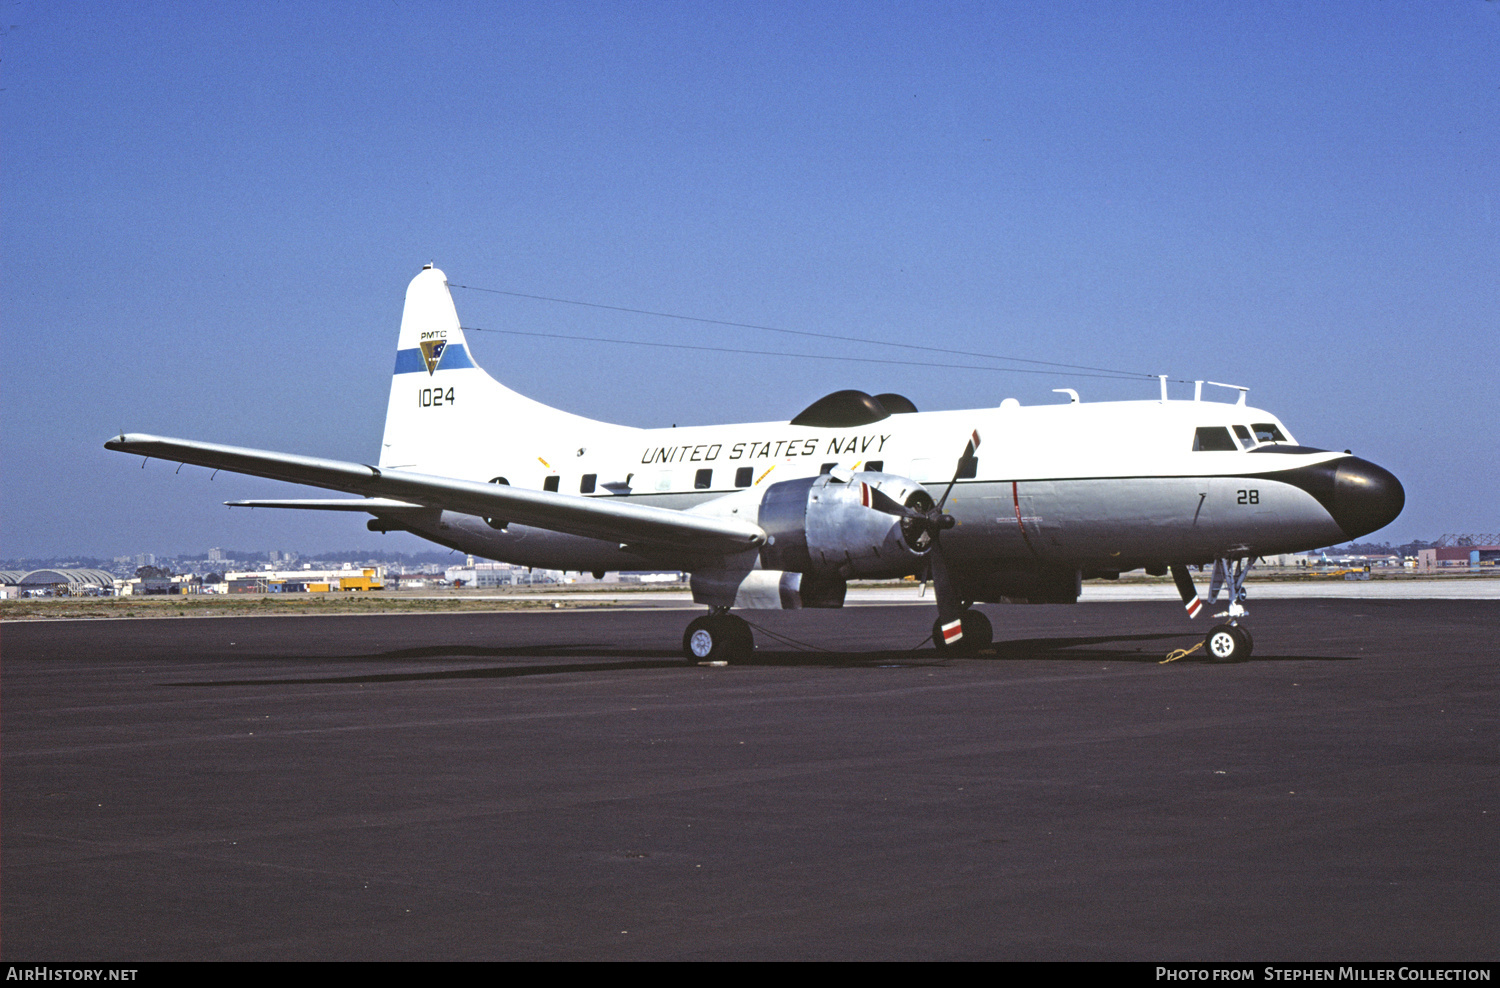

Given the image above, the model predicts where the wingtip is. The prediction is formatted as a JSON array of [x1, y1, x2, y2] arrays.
[[105, 431, 153, 450]]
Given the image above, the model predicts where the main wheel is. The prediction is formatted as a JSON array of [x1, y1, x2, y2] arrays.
[[1204, 623, 1251, 663], [683, 615, 754, 662], [932, 610, 992, 654], [960, 609, 993, 648]]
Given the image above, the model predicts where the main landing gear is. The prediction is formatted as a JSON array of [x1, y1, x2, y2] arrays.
[[931, 607, 993, 654], [682, 609, 754, 662]]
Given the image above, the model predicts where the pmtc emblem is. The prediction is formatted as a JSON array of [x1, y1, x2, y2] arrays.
[[418, 339, 448, 375]]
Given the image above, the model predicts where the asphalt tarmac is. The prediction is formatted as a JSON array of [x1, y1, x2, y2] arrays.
[[2, 599, 1495, 961]]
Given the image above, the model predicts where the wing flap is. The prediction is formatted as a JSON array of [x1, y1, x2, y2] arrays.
[[107, 433, 766, 554]]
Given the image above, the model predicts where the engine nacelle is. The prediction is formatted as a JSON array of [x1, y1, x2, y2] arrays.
[[757, 472, 931, 580], [689, 568, 848, 610]]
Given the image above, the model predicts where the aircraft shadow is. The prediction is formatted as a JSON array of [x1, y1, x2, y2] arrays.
[[978, 632, 1354, 664], [169, 631, 1351, 687]]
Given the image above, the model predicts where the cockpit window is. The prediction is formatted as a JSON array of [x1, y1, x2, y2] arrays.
[[1252, 422, 1287, 443], [1232, 425, 1255, 449], [1193, 426, 1238, 451]]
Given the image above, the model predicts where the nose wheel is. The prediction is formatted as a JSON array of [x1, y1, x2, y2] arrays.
[[683, 613, 754, 663], [1204, 623, 1253, 662]]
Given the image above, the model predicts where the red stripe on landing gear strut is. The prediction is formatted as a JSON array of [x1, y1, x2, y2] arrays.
[[941, 619, 964, 644], [1185, 596, 1202, 618]]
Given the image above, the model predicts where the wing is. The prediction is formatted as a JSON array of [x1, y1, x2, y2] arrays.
[[105, 433, 766, 555]]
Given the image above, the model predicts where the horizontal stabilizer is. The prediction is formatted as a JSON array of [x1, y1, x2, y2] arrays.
[[107, 433, 767, 555]]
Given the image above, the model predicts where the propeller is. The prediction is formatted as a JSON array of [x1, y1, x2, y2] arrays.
[[875, 431, 980, 646], [868, 430, 977, 546], [923, 433, 980, 639], [839, 431, 979, 647]]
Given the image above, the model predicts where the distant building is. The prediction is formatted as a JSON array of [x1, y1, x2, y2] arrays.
[[1, 569, 117, 594], [1416, 546, 1499, 572], [444, 562, 538, 586], [224, 568, 385, 593]]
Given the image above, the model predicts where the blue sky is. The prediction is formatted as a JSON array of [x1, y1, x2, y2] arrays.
[[3, 1, 1496, 558]]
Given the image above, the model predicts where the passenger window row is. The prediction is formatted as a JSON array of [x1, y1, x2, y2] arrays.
[[539, 461, 896, 493]]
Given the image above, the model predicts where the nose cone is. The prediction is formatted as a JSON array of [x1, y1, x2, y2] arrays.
[[1331, 457, 1405, 540]]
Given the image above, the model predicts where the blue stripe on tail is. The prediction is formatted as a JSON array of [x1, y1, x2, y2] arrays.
[[393, 345, 477, 375]]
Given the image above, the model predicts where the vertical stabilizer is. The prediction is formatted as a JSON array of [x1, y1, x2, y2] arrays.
[[379, 265, 624, 482]]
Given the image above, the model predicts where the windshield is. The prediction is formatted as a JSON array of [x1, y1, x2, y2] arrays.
[[1252, 422, 1289, 444]]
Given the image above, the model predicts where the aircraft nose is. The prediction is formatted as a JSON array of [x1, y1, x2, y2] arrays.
[[1331, 457, 1405, 540]]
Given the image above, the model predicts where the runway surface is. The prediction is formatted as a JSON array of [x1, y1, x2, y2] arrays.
[[3, 600, 1495, 961]]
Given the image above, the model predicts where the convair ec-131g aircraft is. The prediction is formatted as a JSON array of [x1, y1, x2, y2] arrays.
[[107, 266, 1405, 662]]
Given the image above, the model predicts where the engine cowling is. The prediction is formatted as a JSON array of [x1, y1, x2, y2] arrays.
[[757, 472, 931, 580], [688, 568, 848, 609]]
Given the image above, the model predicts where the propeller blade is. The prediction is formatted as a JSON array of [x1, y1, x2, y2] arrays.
[[864, 483, 915, 519], [935, 434, 979, 513], [926, 536, 964, 624], [1170, 564, 1205, 619]]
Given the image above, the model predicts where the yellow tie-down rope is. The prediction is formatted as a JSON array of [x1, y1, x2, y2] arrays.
[[1161, 640, 1206, 664]]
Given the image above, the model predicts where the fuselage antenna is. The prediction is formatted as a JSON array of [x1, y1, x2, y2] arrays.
[[1205, 381, 1249, 406]]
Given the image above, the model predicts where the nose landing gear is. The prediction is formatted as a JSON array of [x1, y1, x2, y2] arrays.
[[1172, 556, 1256, 662]]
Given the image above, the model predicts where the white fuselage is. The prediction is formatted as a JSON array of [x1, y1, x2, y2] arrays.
[[387, 393, 1348, 577]]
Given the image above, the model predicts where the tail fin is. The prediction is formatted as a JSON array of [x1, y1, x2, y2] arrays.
[[379, 265, 621, 480]]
